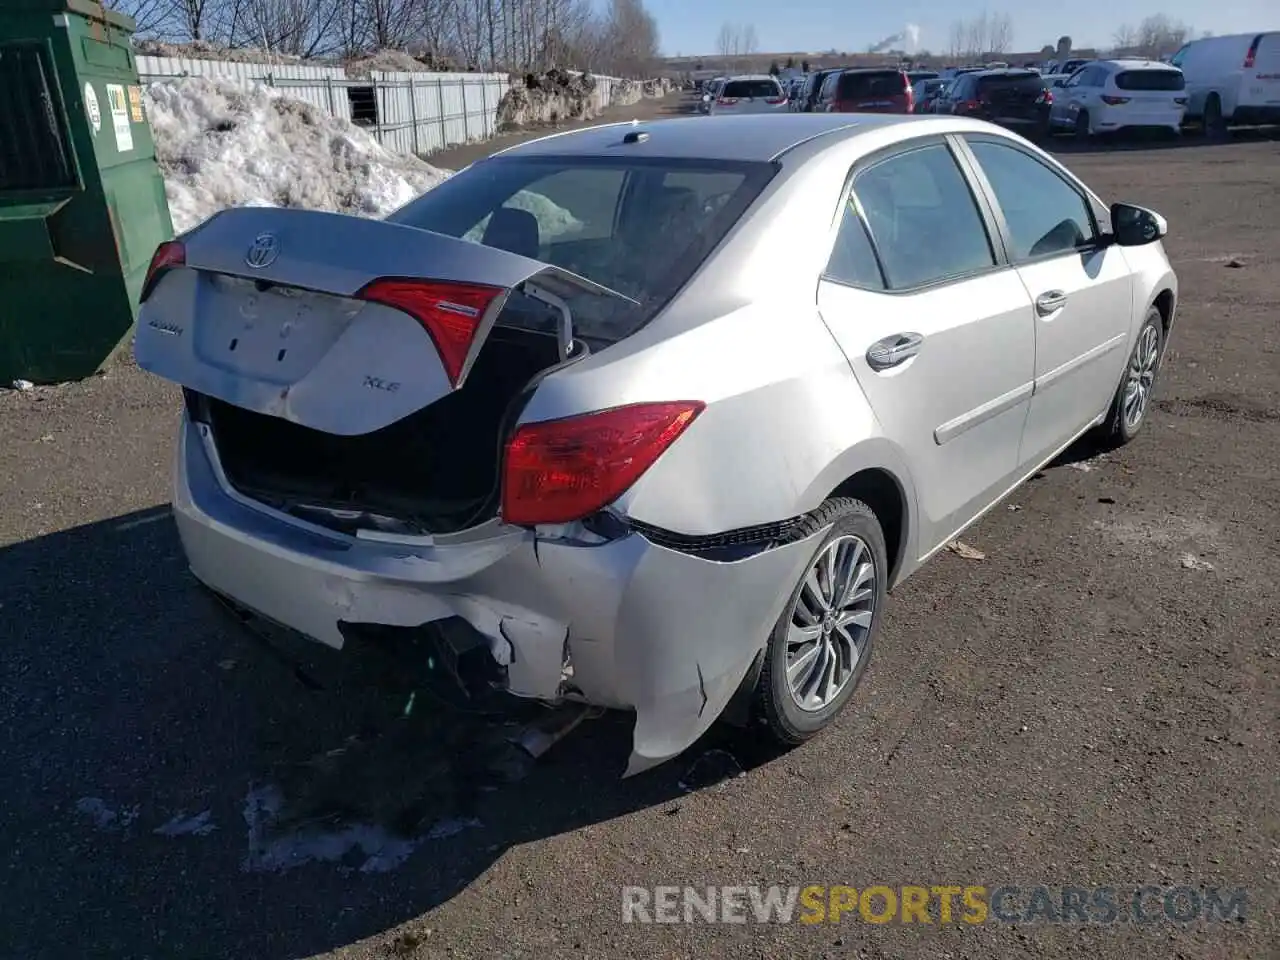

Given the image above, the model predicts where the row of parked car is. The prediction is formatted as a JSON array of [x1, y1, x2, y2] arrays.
[[695, 31, 1279, 140]]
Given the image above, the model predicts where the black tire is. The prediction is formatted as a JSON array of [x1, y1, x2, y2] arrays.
[[1074, 110, 1091, 142], [1204, 95, 1226, 139], [1096, 306, 1164, 448], [754, 497, 888, 745]]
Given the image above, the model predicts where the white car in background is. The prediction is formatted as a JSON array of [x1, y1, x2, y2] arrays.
[[1049, 59, 1188, 138], [1170, 31, 1280, 133], [707, 75, 789, 115]]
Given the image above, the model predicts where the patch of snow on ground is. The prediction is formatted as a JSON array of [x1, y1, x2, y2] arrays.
[[241, 784, 480, 874], [74, 797, 140, 831], [146, 76, 581, 239], [154, 810, 217, 837]]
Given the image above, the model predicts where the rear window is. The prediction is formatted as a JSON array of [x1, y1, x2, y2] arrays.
[[976, 74, 1045, 94], [722, 79, 780, 99], [1114, 69, 1185, 91], [385, 157, 776, 343], [837, 71, 907, 99]]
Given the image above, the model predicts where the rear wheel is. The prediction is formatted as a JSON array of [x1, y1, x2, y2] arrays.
[[1074, 110, 1091, 141], [1203, 95, 1226, 139], [1096, 306, 1163, 448], [754, 498, 888, 744]]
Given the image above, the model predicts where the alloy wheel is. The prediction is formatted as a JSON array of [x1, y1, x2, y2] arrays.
[[785, 535, 877, 712]]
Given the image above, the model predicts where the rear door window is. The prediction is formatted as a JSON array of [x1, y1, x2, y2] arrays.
[[722, 79, 780, 99], [824, 197, 885, 290], [852, 143, 996, 289], [1114, 69, 1186, 91]]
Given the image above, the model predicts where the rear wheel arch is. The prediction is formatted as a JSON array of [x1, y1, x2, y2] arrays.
[[827, 468, 909, 586]]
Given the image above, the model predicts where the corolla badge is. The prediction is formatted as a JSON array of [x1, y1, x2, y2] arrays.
[[245, 232, 280, 269]]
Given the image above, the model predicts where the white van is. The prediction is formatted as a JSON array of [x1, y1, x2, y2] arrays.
[[1170, 31, 1280, 131]]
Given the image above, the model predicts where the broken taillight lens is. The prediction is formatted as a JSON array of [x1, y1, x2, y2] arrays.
[[501, 401, 705, 526], [355, 278, 505, 387], [140, 239, 186, 302]]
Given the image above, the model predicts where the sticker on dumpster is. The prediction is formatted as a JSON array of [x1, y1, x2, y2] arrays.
[[128, 85, 144, 123], [106, 84, 133, 153], [84, 82, 101, 134]]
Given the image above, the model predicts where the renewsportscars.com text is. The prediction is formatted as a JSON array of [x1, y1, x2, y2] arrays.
[[621, 884, 1248, 925]]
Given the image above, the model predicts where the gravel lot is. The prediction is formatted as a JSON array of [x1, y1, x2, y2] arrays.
[[2, 97, 1277, 959]]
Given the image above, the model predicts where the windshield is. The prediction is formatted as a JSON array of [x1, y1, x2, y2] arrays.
[[1115, 69, 1186, 91], [386, 156, 776, 343], [722, 79, 780, 98]]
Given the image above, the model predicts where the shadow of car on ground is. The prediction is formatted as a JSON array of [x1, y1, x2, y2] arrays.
[[0, 506, 792, 958]]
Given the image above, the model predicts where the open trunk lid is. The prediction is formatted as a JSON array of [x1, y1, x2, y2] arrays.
[[135, 207, 633, 436]]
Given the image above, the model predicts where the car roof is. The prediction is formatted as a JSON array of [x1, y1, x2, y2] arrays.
[[969, 68, 1041, 79], [724, 74, 779, 81], [1098, 58, 1179, 70], [492, 114, 922, 163]]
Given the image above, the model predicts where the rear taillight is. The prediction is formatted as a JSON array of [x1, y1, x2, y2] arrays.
[[140, 239, 185, 303], [765, 96, 786, 104], [1101, 95, 1130, 105], [1244, 34, 1261, 68], [717, 96, 738, 105], [500, 401, 705, 526], [958, 99, 981, 112], [355, 278, 504, 387], [905, 85, 915, 110], [1036, 89, 1054, 105]]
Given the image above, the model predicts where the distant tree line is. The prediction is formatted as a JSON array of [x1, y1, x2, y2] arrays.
[[104, 0, 662, 76]]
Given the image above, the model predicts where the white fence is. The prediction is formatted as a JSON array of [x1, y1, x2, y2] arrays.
[[136, 55, 627, 156]]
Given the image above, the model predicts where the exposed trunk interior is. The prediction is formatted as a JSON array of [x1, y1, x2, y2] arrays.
[[198, 324, 562, 535]]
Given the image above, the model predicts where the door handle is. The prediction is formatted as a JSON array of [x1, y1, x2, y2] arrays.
[[1035, 290, 1067, 316], [866, 332, 924, 371]]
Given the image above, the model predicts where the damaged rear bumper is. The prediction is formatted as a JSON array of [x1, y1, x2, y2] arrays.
[[173, 416, 826, 775]]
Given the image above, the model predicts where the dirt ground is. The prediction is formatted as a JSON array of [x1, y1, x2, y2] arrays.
[[1, 95, 1277, 959]]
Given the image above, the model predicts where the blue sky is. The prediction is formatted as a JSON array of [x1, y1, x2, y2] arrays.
[[651, 0, 1278, 58]]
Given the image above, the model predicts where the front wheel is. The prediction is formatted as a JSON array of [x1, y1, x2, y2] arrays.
[[1097, 307, 1163, 447], [754, 498, 888, 745]]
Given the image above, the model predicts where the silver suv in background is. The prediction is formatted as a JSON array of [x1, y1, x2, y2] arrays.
[[707, 75, 788, 115]]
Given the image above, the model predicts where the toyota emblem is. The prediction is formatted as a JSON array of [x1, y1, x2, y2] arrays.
[[245, 232, 280, 269]]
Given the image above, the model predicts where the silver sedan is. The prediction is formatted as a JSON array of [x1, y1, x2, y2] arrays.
[[135, 113, 1177, 775]]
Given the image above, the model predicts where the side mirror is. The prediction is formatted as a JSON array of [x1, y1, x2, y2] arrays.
[[1110, 202, 1167, 246]]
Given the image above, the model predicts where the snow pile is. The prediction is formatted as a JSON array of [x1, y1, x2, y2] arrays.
[[496, 69, 600, 130], [147, 77, 446, 232], [345, 49, 457, 78], [145, 76, 581, 238], [609, 77, 676, 107], [133, 38, 304, 63]]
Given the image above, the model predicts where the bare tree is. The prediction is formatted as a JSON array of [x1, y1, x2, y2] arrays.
[[948, 11, 1014, 61], [1112, 23, 1137, 53], [109, 0, 663, 76], [1134, 14, 1192, 58], [715, 21, 756, 60], [987, 12, 1012, 54]]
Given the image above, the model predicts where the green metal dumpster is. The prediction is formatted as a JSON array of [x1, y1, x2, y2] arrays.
[[0, 0, 173, 384]]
